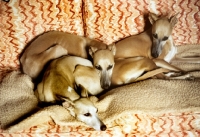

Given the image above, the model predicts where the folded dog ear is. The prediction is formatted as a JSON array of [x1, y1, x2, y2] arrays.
[[148, 13, 159, 24], [107, 43, 116, 56], [89, 46, 98, 57], [57, 95, 75, 106], [169, 13, 179, 28], [62, 100, 74, 108], [61, 97, 76, 117], [79, 84, 89, 98], [89, 96, 99, 103]]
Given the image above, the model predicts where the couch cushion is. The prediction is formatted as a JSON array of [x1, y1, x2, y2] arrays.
[[83, 0, 145, 45], [0, 0, 84, 80], [83, 0, 200, 45]]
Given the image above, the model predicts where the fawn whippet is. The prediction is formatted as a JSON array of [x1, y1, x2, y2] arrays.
[[112, 13, 193, 83], [20, 31, 116, 89], [20, 31, 108, 80], [115, 13, 178, 62], [35, 55, 108, 130], [111, 56, 192, 86]]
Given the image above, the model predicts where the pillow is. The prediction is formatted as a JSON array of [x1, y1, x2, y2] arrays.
[[83, 0, 200, 45], [0, 71, 38, 129], [83, 0, 145, 45]]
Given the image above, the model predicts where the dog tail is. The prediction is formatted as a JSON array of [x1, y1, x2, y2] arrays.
[[134, 68, 170, 82]]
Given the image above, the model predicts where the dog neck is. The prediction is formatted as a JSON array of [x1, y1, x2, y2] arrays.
[[165, 36, 177, 62], [158, 36, 177, 62]]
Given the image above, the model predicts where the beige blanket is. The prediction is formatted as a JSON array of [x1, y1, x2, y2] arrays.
[[1, 44, 200, 133], [0, 71, 38, 129]]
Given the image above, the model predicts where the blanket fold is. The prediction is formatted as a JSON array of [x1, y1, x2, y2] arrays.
[[0, 44, 200, 133], [0, 71, 38, 129]]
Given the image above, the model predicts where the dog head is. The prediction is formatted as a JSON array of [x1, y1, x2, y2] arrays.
[[62, 96, 106, 131], [74, 65, 103, 96], [149, 13, 178, 58], [89, 44, 116, 89]]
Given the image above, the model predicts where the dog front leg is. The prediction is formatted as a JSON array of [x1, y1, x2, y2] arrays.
[[153, 58, 184, 72], [152, 58, 195, 79], [134, 68, 171, 81]]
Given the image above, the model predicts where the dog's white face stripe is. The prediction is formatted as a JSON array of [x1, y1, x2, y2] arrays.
[[93, 50, 115, 89], [152, 39, 167, 57], [151, 18, 173, 58], [77, 107, 102, 130], [73, 98, 106, 131]]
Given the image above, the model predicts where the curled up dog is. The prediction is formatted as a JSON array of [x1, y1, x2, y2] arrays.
[[35, 55, 110, 131], [111, 13, 194, 84], [20, 31, 116, 89], [20, 31, 108, 80]]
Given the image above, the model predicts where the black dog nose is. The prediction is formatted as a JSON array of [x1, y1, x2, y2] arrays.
[[152, 53, 158, 58], [103, 84, 109, 90], [102, 82, 110, 90], [100, 125, 107, 131]]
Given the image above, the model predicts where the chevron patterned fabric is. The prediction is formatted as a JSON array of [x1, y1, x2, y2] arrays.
[[2, 112, 200, 136], [0, 0, 200, 136], [83, 0, 200, 45], [0, 0, 84, 79], [0, 0, 200, 78]]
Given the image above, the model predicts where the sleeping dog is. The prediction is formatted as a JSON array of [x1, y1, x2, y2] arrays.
[[35, 55, 108, 131], [20, 31, 116, 89], [20, 31, 107, 80]]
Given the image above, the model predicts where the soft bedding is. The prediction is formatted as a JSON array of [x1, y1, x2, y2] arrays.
[[0, 0, 200, 136], [0, 45, 200, 136]]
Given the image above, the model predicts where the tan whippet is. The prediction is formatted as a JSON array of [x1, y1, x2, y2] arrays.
[[20, 31, 107, 80], [111, 56, 192, 86], [35, 55, 107, 130], [113, 13, 193, 80], [115, 13, 177, 61], [62, 97, 106, 131], [89, 45, 116, 89], [74, 65, 103, 96], [20, 31, 116, 89]]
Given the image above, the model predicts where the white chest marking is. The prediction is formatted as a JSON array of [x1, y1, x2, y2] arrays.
[[164, 37, 177, 62], [68, 86, 73, 92]]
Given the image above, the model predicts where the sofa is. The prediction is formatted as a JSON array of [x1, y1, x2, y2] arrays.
[[1, 0, 200, 136]]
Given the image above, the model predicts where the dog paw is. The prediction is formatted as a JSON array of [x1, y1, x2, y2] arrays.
[[166, 72, 182, 77], [185, 74, 195, 81]]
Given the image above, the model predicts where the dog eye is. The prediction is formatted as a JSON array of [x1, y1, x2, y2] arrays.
[[107, 65, 113, 70], [152, 33, 158, 39], [96, 109, 98, 113], [95, 65, 102, 70], [84, 113, 91, 117], [162, 36, 168, 41]]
